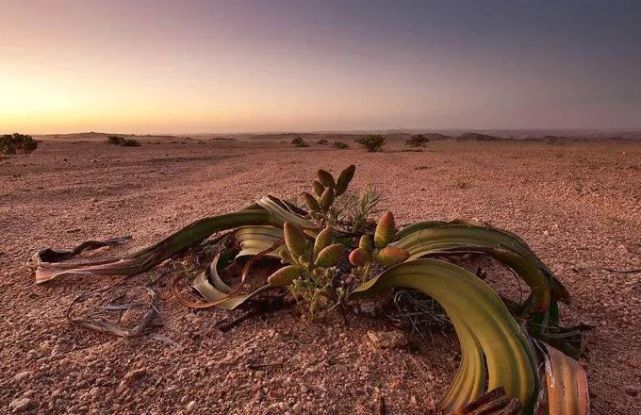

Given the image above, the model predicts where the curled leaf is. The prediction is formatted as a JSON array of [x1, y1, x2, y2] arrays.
[[374, 211, 396, 248], [317, 169, 335, 188], [314, 243, 344, 267], [267, 265, 304, 287], [335, 164, 356, 196], [375, 246, 410, 266], [349, 259, 538, 412]]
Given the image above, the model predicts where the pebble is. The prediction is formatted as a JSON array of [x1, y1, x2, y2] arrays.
[[124, 368, 147, 382], [9, 397, 33, 413], [624, 385, 638, 397], [50, 346, 62, 357], [185, 400, 196, 413], [366, 330, 409, 349], [13, 371, 31, 382]]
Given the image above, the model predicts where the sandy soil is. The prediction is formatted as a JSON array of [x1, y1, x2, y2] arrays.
[[1, 136, 640, 414]]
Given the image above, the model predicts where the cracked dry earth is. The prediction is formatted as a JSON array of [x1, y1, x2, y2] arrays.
[[1, 137, 640, 414]]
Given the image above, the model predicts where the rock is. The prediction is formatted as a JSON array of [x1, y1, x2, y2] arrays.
[[300, 384, 309, 394], [267, 401, 288, 412], [185, 400, 196, 413], [9, 397, 33, 413], [624, 385, 638, 397], [124, 368, 147, 382], [13, 371, 31, 382], [366, 330, 409, 349], [50, 346, 62, 357]]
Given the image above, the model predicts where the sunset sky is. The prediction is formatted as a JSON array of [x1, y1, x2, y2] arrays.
[[1, 0, 640, 134]]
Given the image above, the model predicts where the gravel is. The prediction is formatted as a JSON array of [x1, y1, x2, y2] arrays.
[[0, 137, 640, 414]]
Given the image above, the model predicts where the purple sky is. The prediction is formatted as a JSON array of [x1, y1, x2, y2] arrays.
[[1, 0, 640, 133]]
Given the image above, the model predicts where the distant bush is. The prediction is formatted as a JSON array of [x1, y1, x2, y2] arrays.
[[316, 139, 328, 145], [292, 137, 309, 148], [108, 135, 140, 147], [107, 135, 125, 145], [0, 133, 38, 155], [121, 138, 141, 147], [355, 135, 385, 152], [406, 134, 430, 147], [333, 141, 349, 149]]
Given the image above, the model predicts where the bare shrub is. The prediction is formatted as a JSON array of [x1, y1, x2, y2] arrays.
[[355, 135, 385, 152], [0, 133, 38, 155], [292, 136, 309, 147]]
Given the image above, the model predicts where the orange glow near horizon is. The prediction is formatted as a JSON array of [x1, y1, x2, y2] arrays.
[[2, 1, 640, 134]]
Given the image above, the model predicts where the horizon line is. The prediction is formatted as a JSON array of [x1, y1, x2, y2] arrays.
[[24, 127, 641, 137]]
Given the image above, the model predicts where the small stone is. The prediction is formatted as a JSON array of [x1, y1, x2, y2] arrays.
[[124, 368, 147, 382], [267, 401, 288, 411], [185, 400, 196, 413], [300, 385, 309, 394], [366, 330, 409, 349], [13, 371, 31, 382], [50, 346, 62, 357], [9, 397, 33, 413], [624, 385, 638, 397]]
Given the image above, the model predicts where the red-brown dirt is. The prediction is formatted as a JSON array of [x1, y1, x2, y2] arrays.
[[1, 136, 640, 414]]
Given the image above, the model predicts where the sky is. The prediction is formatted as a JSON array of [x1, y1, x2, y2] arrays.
[[1, 0, 640, 134]]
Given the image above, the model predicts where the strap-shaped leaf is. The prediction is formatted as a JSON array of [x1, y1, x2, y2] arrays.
[[542, 343, 589, 415], [396, 220, 569, 300], [31, 209, 280, 283], [235, 225, 284, 258], [255, 195, 317, 230], [395, 222, 569, 310], [349, 259, 538, 414]]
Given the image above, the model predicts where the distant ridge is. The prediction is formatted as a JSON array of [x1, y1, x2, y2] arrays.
[[27, 129, 641, 142]]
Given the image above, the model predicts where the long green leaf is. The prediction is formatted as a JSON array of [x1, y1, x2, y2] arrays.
[[397, 221, 569, 299], [235, 225, 284, 258], [394, 222, 584, 356], [394, 222, 569, 309], [255, 195, 317, 230], [349, 259, 538, 414], [31, 209, 279, 283]]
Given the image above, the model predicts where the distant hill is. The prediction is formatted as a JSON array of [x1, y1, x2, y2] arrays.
[[457, 132, 506, 141], [26, 129, 641, 142], [35, 132, 182, 142]]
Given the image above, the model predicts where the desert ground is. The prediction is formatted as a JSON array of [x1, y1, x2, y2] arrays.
[[1, 135, 640, 414]]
